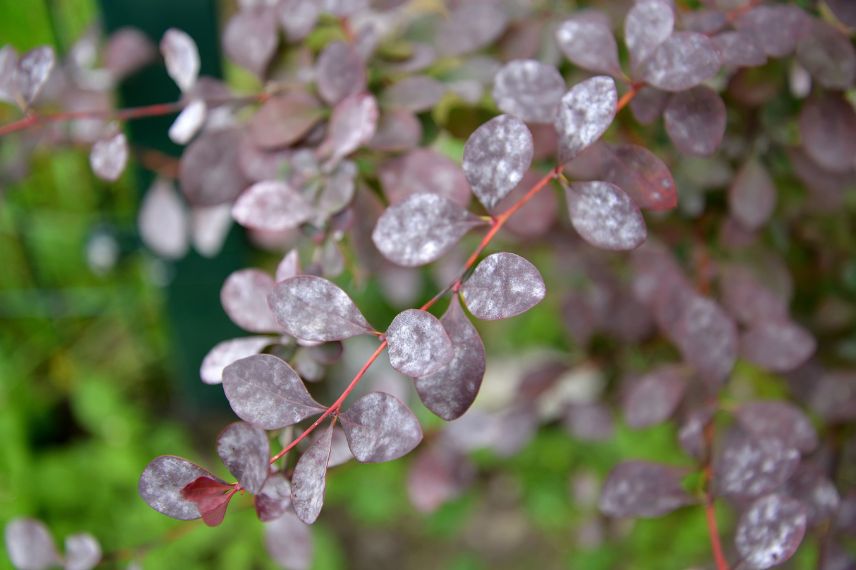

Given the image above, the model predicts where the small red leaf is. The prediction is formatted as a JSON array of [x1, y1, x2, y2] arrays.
[[181, 477, 237, 527]]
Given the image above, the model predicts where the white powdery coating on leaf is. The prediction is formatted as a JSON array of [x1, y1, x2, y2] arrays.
[[275, 249, 300, 282], [741, 319, 816, 373], [264, 512, 312, 570], [555, 76, 617, 163], [16, 46, 55, 103], [555, 16, 620, 75], [461, 252, 546, 321], [90, 132, 128, 182], [383, 75, 445, 113], [217, 422, 270, 494], [436, 0, 508, 57], [729, 158, 776, 230], [372, 193, 483, 267], [386, 309, 454, 378], [139, 179, 189, 259], [641, 32, 721, 92], [161, 28, 199, 92], [623, 365, 687, 429], [664, 86, 726, 156], [318, 93, 378, 164], [254, 472, 291, 522], [674, 295, 737, 386], [5, 518, 60, 570], [712, 31, 767, 68], [414, 297, 486, 421], [736, 401, 818, 454], [278, 0, 319, 41], [200, 336, 270, 384], [169, 99, 206, 145], [220, 269, 280, 333], [492, 60, 565, 124], [138, 455, 218, 520], [223, 8, 278, 77], [566, 181, 647, 251], [378, 150, 470, 207], [625, 0, 674, 71], [232, 180, 313, 232], [736, 5, 809, 58], [715, 434, 800, 499], [316, 41, 365, 105], [267, 275, 373, 341], [64, 533, 101, 570], [463, 114, 534, 210], [599, 461, 694, 518], [191, 204, 232, 258], [291, 424, 333, 524], [222, 354, 325, 429], [736, 494, 807, 569], [340, 392, 423, 463]]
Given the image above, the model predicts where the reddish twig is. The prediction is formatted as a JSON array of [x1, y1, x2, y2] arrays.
[[702, 420, 730, 570]]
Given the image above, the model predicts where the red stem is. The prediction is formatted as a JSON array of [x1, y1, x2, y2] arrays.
[[702, 420, 730, 570]]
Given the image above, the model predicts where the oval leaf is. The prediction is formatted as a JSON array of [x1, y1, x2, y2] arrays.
[[664, 86, 726, 156], [200, 336, 271, 385], [599, 461, 695, 518], [4, 518, 60, 570], [463, 114, 533, 210], [232, 180, 313, 232], [161, 28, 199, 92], [90, 131, 128, 182], [566, 181, 647, 251], [554, 76, 617, 163], [641, 32, 720, 92], [316, 41, 365, 105], [340, 392, 422, 463], [736, 401, 817, 454], [264, 512, 312, 570], [736, 494, 808, 569], [461, 252, 546, 320], [556, 14, 620, 75], [223, 8, 278, 77], [625, 0, 674, 71], [291, 423, 334, 524], [64, 533, 101, 570], [221, 269, 280, 333], [254, 472, 292, 522], [386, 309, 453, 378], [729, 158, 776, 230], [740, 318, 816, 373], [714, 430, 800, 499], [492, 60, 565, 124], [217, 421, 270, 494], [138, 179, 189, 259], [318, 93, 378, 165], [138, 455, 222, 520], [623, 365, 687, 429]]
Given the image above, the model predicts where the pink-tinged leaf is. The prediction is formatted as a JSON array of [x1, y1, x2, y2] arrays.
[[200, 336, 270, 385], [316, 41, 365, 105], [386, 309, 453, 378], [223, 8, 278, 77], [254, 472, 291, 522], [641, 32, 720, 92], [372, 193, 484, 267], [318, 93, 378, 164], [340, 392, 422, 463], [714, 430, 800, 499], [264, 512, 312, 570], [222, 354, 326, 429], [382, 75, 445, 113], [369, 109, 422, 152], [407, 443, 475, 513], [275, 249, 301, 283], [720, 264, 787, 325], [217, 421, 270, 494], [138, 179, 189, 259], [139, 455, 223, 520], [463, 114, 534, 210], [785, 465, 840, 527], [414, 296, 485, 420], [90, 131, 128, 182], [232, 181, 313, 232], [278, 0, 319, 42], [674, 295, 737, 387], [105, 27, 156, 79], [566, 181, 647, 251], [4, 518, 60, 570], [491, 170, 558, 238], [378, 150, 471, 207], [168, 98, 206, 145], [602, 144, 677, 211], [556, 14, 620, 75], [736, 401, 817, 454], [249, 92, 323, 149], [735, 494, 807, 570], [712, 31, 766, 68], [741, 319, 816, 373], [64, 533, 101, 570], [268, 275, 374, 341], [625, 0, 674, 72], [799, 92, 856, 174], [729, 158, 776, 230], [555, 76, 617, 163], [221, 269, 279, 333], [492, 60, 565, 124], [15, 46, 55, 104], [160, 28, 199, 92], [563, 403, 615, 442], [622, 365, 687, 429], [291, 423, 333, 524], [461, 252, 546, 320], [181, 477, 235, 526], [179, 129, 248, 206], [629, 86, 669, 125], [827, 0, 856, 28], [736, 5, 809, 58], [599, 461, 695, 518], [664, 86, 726, 156], [435, 0, 508, 57]]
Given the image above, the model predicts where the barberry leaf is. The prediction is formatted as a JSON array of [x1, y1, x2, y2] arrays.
[[316, 41, 365, 105], [90, 131, 128, 182], [641, 32, 720, 92], [714, 430, 800, 499], [463, 114, 533, 210], [664, 86, 726, 156], [386, 309, 453, 378], [735, 494, 807, 569], [254, 472, 291, 522], [221, 269, 280, 333], [291, 423, 334, 524], [565, 181, 647, 250], [181, 476, 235, 527], [735, 401, 817, 453], [599, 461, 695, 518], [625, 0, 674, 71], [200, 336, 271, 385], [622, 365, 687, 429], [217, 421, 270, 494], [555, 76, 617, 163], [556, 14, 620, 75], [231, 180, 313, 232], [340, 392, 422, 463], [64, 533, 101, 570], [139, 455, 224, 520], [264, 512, 312, 570], [161, 28, 199, 92], [4, 518, 60, 570], [461, 252, 545, 320], [492, 60, 565, 124]]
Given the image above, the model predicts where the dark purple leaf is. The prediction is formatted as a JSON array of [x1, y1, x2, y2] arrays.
[[599, 461, 695, 518], [555, 76, 617, 163], [785, 465, 840, 527], [555, 14, 620, 75], [492, 60, 565, 124], [268, 275, 374, 341], [221, 269, 280, 333], [809, 370, 856, 423], [340, 392, 422, 463], [407, 443, 474, 513], [720, 265, 788, 325], [799, 92, 856, 174], [16, 46, 55, 104], [741, 319, 817, 373], [4, 518, 60, 570], [138, 179, 189, 259], [714, 430, 800, 499], [223, 8, 278, 77], [254, 472, 291, 522], [386, 309, 453, 378], [200, 336, 270, 385], [602, 144, 677, 211], [414, 296, 485, 420], [629, 86, 669, 125], [222, 354, 326, 429], [664, 86, 726, 156], [712, 31, 766, 68], [735, 401, 817, 454], [435, 0, 508, 57], [316, 41, 365, 105], [622, 365, 687, 429], [563, 403, 615, 442], [139, 455, 223, 520], [291, 423, 334, 524], [382, 75, 445, 113], [827, 0, 856, 28], [729, 158, 776, 230], [90, 131, 128, 182], [318, 93, 378, 164], [461, 252, 546, 320], [64, 533, 101, 570], [161, 28, 199, 92], [372, 193, 484, 267], [735, 5, 809, 58], [232, 181, 313, 232], [625, 0, 674, 72], [674, 295, 737, 387], [179, 129, 248, 206], [369, 109, 422, 152], [678, 404, 716, 461], [249, 92, 324, 149], [378, 150, 471, 207], [735, 494, 807, 569], [264, 512, 312, 570], [566, 181, 647, 251], [217, 421, 270, 494], [642, 32, 720, 92], [463, 114, 533, 210]]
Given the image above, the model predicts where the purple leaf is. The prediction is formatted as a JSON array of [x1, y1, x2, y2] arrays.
[[268, 275, 374, 341], [291, 423, 334, 524], [90, 131, 128, 182], [378, 150, 471, 207], [179, 129, 248, 206], [673, 295, 737, 388], [324, 426, 353, 467], [555, 14, 620, 75], [222, 354, 326, 429], [461, 252, 546, 320], [200, 336, 270, 385], [554, 76, 617, 163], [382, 75, 445, 113], [318, 93, 378, 164], [369, 109, 422, 152], [161, 29, 199, 92], [712, 31, 766, 68], [278, 0, 319, 41], [641, 32, 720, 92], [563, 403, 614, 442], [138, 179, 189, 259], [249, 91, 324, 149], [64, 533, 101, 570], [735, 494, 807, 569], [386, 309, 454, 378], [735, 5, 809, 58], [625, 0, 674, 72], [139, 455, 223, 520], [316, 41, 365, 105], [104, 27, 156, 80], [664, 86, 726, 156], [741, 319, 816, 373], [714, 430, 800, 499], [729, 158, 776, 230], [4, 518, 60, 570], [566, 181, 647, 251], [275, 249, 301, 283], [599, 461, 695, 518], [414, 296, 486, 420], [407, 443, 474, 513], [827, 0, 856, 28], [435, 0, 508, 57], [720, 264, 788, 325], [168, 99, 206, 145], [492, 60, 565, 124], [340, 392, 422, 463], [223, 7, 278, 77], [735, 401, 817, 454], [785, 465, 840, 527], [463, 114, 534, 210], [217, 421, 270, 494], [15, 46, 55, 104], [602, 144, 677, 211], [231, 181, 313, 232], [372, 193, 484, 267], [799, 92, 856, 174], [264, 512, 312, 570], [254, 472, 292, 522], [629, 86, 669, 125], [221, 269, 280, 333], [622, 365, 687, 429]]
